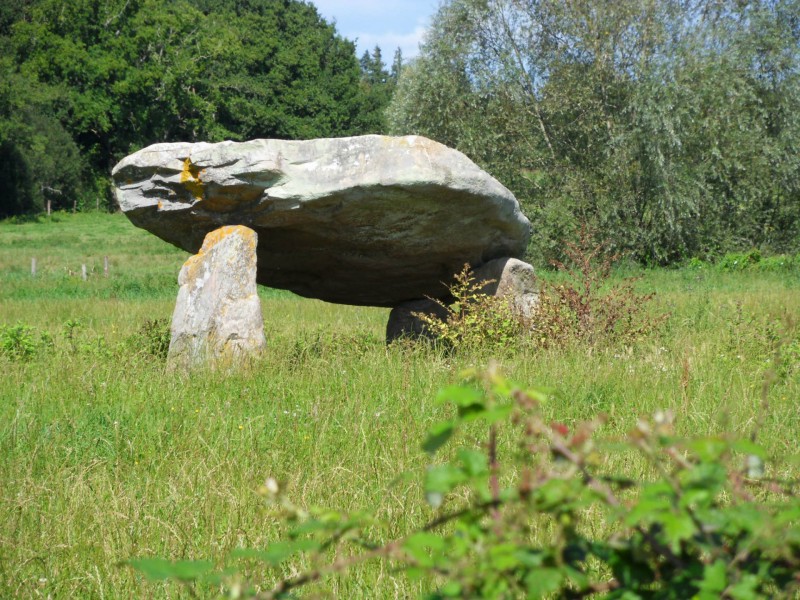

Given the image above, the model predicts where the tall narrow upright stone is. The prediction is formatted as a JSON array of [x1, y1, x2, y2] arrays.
[[168, 225, 266, 369]]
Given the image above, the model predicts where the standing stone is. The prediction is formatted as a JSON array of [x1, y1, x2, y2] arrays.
[[168, 225, 266, 369], [473, 257, 539, 321]]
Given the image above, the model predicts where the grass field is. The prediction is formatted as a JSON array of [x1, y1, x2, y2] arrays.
[[1, 213, 798, 598]]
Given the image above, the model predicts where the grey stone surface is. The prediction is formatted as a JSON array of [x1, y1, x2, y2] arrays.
[[168, 225, 266, 369], [386, 298, 451, 343], [112, 135, 531, 307], [472, 257, 539, 321]]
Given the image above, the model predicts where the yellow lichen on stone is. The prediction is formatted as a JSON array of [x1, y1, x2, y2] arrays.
[[180, 157, 204, 200], [180, 225, 258, 283], [199, 225, 255, 253]]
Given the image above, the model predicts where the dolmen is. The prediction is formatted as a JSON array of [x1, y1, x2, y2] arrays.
[[111, 135, 535, 366]]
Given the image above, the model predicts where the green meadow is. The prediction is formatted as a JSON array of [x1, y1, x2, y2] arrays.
[[1, 213, 798, 598]]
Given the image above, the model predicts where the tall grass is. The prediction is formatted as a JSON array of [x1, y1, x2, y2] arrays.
[[0, 213, 797, 597]]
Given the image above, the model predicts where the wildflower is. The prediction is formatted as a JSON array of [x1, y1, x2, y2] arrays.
[[258, 477, 280, 498]]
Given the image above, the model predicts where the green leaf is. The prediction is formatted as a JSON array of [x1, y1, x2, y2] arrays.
[[698, 560, 727, 594], [535, 479, 574, 511], [403, 532, 446, 568], [129, 558, 214, 582], [524, 567, 563, 598], [231, 539, 319, 565], [625, 482, 673, 525], [439, 581, 462, 597], [423, 421, 455, 455], [436, 385, 484, 408], [728, 573, 760, 600], [461, 404, 512, 425], [457, 403, 487, 421], [661, 512, 696, 553], [679, 487, 712, 510], [514, 549, 545, 568], [689, 438, 728, 461], [725, 504, 767, 535], [424, 464, 466, 507], [457, 448, 489, 477], [489, 543, 521, 571], [731, 439, 767, 459]]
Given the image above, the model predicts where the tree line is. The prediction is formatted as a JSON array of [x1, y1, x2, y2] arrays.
[[388, 0, 800, 264], [3, 0, 799, 264], [0, 0, 396, 218]]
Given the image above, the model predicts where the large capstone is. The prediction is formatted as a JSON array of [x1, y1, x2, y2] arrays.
[[168, 225, 266, 369], [112, 135, 531, 307]]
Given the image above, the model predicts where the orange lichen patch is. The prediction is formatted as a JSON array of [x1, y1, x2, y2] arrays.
[[198, 225, 256, 254], [180, 157, 205, 200], [181, 225, 257, 282]]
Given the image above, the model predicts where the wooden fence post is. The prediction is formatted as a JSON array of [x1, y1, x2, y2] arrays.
[[47, 200, 51, 216], [81, 264, 87, 281], [31, 258, 37, 277], [104, 256, 109, 278]]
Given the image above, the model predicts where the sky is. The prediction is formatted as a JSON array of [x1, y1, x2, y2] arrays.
[[310, 0, 440, 61]]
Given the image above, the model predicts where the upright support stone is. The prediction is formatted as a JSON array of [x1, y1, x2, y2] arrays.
[[168, 225, 266, 369], [472, 257, 539, 321]]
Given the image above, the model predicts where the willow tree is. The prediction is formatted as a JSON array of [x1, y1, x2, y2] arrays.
[[389, 0, 800, 263]]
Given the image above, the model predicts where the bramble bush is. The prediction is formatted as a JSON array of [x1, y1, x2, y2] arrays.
[[130, 365, 800, 598], [534, 228, 668, 348]]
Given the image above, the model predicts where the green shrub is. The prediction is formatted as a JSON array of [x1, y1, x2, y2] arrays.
[[718, 250, 762, 272], [686, 256, 708, 270], [130, 367, 800, 598], [1, 322, 38, 360], [415, 265, 526, 353], [0, 322, 51, 361], [755, 255, 796, 273], [132, 318, 172, 360]]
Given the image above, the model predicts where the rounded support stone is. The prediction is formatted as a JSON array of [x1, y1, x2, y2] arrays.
[[386, 298, 450, 344], [472, 257, 539, 321], [385, 257, 538, 344]]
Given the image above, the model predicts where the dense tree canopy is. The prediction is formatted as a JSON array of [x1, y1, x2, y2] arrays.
[[389, 0, 800, 263], [0, 0, 391, 217]]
